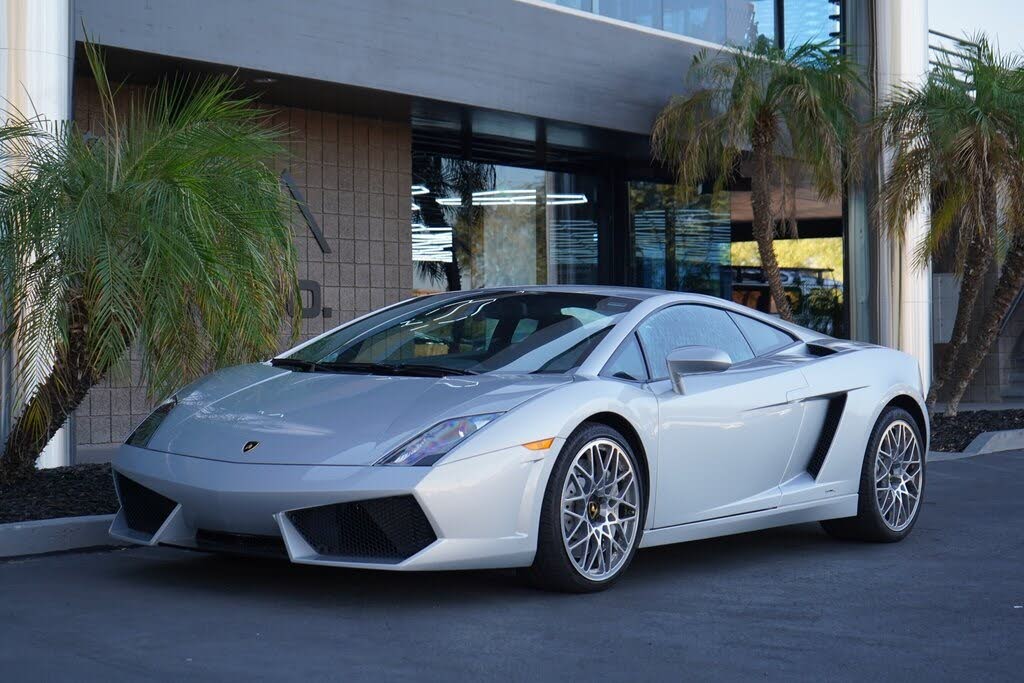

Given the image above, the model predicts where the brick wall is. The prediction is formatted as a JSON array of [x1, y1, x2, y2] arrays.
[[71, 78, 412, 447]]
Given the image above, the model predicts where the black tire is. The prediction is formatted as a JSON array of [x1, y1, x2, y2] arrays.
[[520, 422, 646, 593], [821, 406, 925, 542]]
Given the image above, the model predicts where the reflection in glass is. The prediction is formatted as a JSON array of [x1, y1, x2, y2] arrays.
[[731, 237, 844, 335], [551, 0, 773, 47], [628, 182, 732, 298], [783, 0, 839, 48], [594, 0, 661, 28], [411, 153, 600, 294]]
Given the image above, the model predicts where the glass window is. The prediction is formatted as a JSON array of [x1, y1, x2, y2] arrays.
[[748, 0, 777, 46], [411, 153, 601, 294], [727, 158, 845, 335], [602, 333, 649, 382], [729, 312, 795, 355], [637, 305, 753, 379], [594, 0, 661, 28], [553, 0, 772, 47], [783, 0, 839, 48], [286, 291, 637, 375], [628, 181, 732, 298]]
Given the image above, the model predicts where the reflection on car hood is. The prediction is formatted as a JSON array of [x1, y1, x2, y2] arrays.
[[146, 363, 569, 465]]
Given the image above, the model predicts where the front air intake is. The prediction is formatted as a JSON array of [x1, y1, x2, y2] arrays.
[[286, 495, 437, 563], [114, 473, 177, 535], [195, 529, 288, 558]]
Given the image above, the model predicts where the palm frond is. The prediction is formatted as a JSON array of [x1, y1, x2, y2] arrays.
[[0, 41, 299, 457]]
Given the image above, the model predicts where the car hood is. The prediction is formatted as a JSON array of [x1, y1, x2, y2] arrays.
[[146, 363, 569, 465]]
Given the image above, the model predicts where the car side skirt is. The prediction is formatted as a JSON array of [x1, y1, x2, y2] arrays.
[[639, 495, 857, 548]]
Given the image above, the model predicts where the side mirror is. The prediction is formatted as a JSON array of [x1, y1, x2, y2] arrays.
[[666, 346, 732, 394]]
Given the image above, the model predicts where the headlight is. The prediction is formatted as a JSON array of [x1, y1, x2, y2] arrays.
[[376, 413, 503, 466], [125, 396, 177, 448]]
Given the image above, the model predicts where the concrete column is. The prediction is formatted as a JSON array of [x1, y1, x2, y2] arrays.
[[873, 0, 932, 392], [0, 0, 75, 467]]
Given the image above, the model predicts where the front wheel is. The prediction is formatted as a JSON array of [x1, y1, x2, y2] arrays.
[[521, 423, 645, 593], [822, 406, 925, 542]]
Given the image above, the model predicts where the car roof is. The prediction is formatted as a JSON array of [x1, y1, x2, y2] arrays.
[[455, 284, 687, 301]]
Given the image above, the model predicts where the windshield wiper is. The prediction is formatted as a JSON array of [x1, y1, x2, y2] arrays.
[[275, 359, 479, 377], [270, 357, 320, 372], [318, 361, 398, 375], [389, 363, 479, 377], [318, 361, 478, 377]]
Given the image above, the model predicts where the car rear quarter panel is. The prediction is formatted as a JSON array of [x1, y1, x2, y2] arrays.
[[792, 346, 927, 497]]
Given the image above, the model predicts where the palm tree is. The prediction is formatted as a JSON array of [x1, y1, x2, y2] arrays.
[[0, 43, 300, 483], [945, 227, 1024, 414], [652, 40, 861, 321], [872, 35, 1024, 411]]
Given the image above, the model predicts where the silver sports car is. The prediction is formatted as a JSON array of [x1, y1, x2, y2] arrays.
[[111, 286, 927, 592]]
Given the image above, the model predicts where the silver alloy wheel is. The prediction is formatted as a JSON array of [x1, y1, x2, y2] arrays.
[[560, 438, 640, 581], [874, 419, 923, 532]]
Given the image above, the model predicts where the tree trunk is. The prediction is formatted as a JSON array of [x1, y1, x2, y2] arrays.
[[0, 297, 97, 484], [445, 253, 462, 292], [751, 129, 793, 321], [944, 232, 1024, 415], [0, 355, 93, 483], [926, 217, 995, 407]]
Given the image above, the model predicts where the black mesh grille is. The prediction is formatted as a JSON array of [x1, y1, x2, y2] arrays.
[[286, 495, 437, 562], [115, 473, 177, 535], [195, 529, 288, 558], [807, 394, 847, 478]]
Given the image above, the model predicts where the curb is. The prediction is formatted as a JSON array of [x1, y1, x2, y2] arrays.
[[962, 428, 1024, 455], [0, 514, 116, 559], [929, 428, 1024, 462]]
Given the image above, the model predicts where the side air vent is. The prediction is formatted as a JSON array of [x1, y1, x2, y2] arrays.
[[114, 473, 177, 535], [286, 495, 437, 563], [807, 394, 847, 478], [806, 341, 839, 357]]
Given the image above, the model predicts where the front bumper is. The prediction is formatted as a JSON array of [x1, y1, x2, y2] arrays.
[[110, 441, 560, 571]]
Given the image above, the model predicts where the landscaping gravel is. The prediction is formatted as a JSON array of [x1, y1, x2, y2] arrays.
[[930, 409, 1024, 453], [0, 463, 118, 524]]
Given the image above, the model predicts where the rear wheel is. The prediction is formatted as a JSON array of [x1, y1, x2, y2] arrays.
[[822, 406, 925, 542], [521, 423, 645, 593]]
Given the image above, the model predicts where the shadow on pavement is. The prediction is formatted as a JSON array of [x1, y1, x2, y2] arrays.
[[107, 521, 842, 605]]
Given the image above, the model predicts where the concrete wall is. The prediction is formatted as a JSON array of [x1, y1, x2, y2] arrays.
[[71, 78, 412, 448], [74, 0, 713, 135]]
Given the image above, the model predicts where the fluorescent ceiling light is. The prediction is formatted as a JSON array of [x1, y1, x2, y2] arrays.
[[434, 189, 588, 207], [412, 222, 453, 263], [411, 185, 431, 196]]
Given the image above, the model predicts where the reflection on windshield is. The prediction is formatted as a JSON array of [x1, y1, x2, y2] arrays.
[[283, 291, 636, 375]]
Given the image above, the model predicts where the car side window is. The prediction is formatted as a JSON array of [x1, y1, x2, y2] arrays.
[[601, 333, 649, 382], [728, 312, 795, 356], [637, 305, 754, 379]]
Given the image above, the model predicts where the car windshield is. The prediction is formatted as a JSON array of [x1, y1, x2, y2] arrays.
[[280, 291, 637, 375]]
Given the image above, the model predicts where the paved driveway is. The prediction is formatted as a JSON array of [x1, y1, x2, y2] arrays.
[[2, 452, 1022, 681]]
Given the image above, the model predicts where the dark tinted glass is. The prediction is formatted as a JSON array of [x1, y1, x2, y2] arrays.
[[729, 312, 795, 356], [637, 305, 753, 378], [285, 292, 636, 375], [602, 334, 649, 382]]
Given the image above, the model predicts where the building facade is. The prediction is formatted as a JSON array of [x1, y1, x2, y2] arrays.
[[2, 0, 945, 459]]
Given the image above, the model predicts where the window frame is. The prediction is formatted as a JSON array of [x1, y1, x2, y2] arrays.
[[599, 331, 652, 384], [727, 309, 800, 358]]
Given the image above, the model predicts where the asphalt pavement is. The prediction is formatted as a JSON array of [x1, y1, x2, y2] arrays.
[[2, 451, 1022, 681]]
